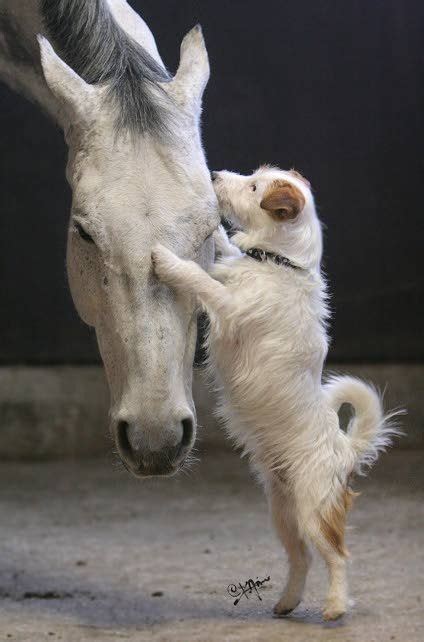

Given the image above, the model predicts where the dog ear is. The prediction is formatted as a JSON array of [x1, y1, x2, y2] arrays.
[[260, 180, 305, 221]]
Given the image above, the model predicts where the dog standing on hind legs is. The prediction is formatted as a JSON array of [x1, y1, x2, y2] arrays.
[[152, 165, 401, 620]]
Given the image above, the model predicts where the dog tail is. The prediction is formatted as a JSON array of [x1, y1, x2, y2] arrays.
[[324, 375, 403, 473]]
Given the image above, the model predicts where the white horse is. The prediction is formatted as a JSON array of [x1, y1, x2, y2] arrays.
[[0, 0, 219, 476]]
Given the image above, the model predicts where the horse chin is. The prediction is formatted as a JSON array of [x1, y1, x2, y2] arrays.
[[123, 460, 183, 479]]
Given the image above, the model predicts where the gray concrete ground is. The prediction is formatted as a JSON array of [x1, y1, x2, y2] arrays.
[[0, 448, 422, 642]]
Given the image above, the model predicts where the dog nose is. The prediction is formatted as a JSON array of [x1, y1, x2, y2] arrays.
[[115, 416, 194, 477], [211, 171, 219, 182]]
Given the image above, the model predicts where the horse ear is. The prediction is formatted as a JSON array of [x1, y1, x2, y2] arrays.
[[165, 25, 210, 116], [38, 36, 96, 126], [260, 180, 306, 221]]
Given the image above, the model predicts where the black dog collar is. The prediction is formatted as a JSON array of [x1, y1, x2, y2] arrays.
[[245, 247, 303, 271]]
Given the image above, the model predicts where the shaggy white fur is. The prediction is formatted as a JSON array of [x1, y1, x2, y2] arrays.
[[152, 166, 401, 620]]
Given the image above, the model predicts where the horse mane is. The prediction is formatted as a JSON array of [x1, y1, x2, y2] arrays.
[[41, 0, 172, 135]]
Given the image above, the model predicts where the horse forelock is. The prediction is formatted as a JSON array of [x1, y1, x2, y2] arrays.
[[41, 0, 172, 136]]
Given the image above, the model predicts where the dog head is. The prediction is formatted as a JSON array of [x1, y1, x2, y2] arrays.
[[211, 166, 311, 231], [212, 166, 322, 268]]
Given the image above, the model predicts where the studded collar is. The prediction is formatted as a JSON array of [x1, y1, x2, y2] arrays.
[[245, 247, 304, 271]]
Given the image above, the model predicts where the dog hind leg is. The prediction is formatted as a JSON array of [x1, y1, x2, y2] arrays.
[[268, 479, 312, 615], [304, 495, 351, 620]]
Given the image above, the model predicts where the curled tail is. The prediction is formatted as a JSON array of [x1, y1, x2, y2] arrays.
[[324, 375, 403, 473]]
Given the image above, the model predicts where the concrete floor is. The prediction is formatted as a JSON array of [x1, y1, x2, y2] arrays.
[[0, 448, 422, 642]]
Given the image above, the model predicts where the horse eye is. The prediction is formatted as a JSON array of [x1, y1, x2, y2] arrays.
[[74, 222, 95, 244]]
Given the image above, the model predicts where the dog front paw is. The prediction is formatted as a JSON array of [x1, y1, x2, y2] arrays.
[[151, 244, 180, 280]]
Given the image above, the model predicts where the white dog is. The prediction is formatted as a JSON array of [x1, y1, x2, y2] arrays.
[[152, 165, 399, 620]]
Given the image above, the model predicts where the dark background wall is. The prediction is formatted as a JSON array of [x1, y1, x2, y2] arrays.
[[0, 0, 422, 364]]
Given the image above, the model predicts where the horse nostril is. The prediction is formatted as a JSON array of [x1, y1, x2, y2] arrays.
[[181, 417, 194, 449], [117, 420, 132, 458], [116, 416, 195, 473]]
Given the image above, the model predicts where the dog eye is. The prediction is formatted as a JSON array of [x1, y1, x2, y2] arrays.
[[251, 184, 257, 192], [74, 222, 95, 244]]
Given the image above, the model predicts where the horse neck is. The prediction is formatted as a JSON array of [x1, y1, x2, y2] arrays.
[[0, 0, 60, 121]]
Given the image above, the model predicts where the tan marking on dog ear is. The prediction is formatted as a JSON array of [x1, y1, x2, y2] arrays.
[[319, 487, 359, 558], [288, 169, 311, 188], [260, 179, 305, 221]]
